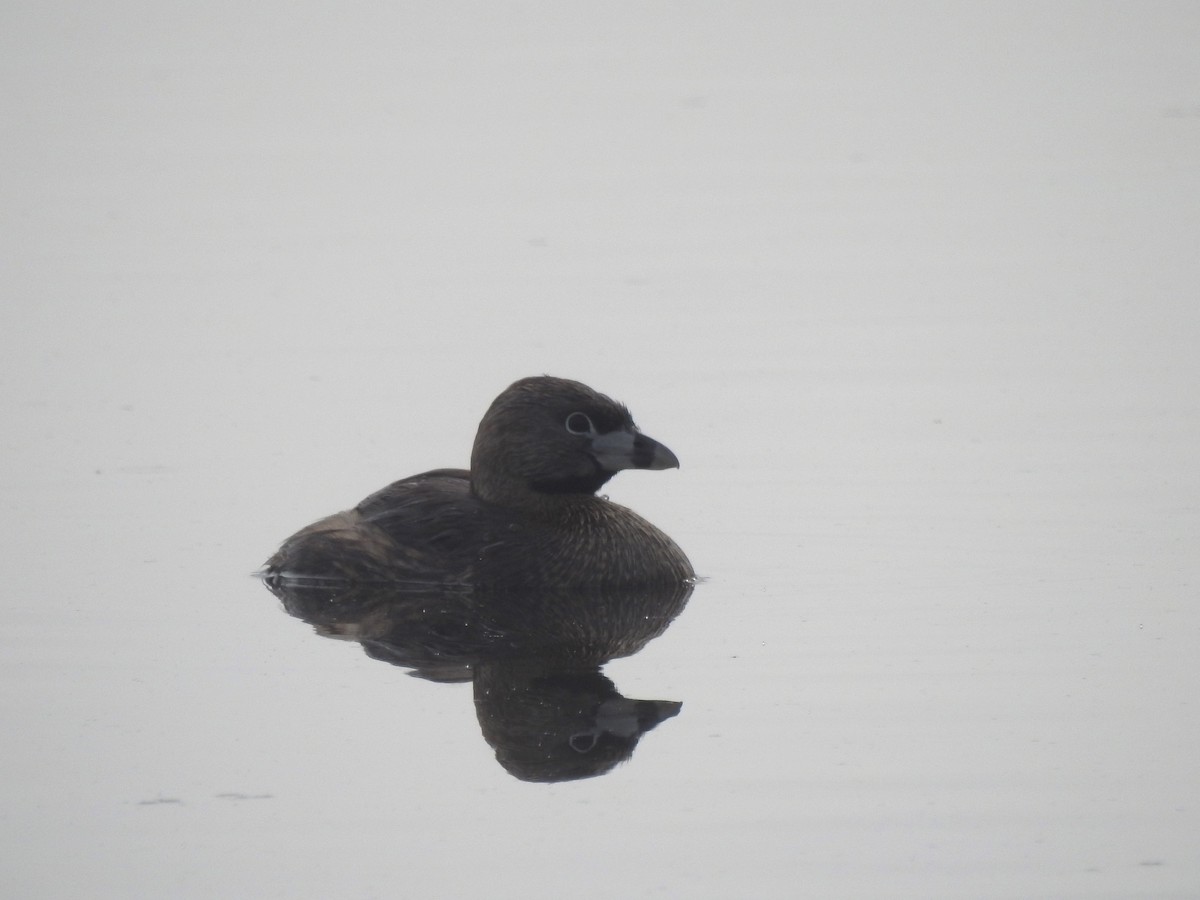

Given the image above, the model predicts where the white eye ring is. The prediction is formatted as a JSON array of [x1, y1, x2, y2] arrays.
[[569, 730, 600, 753], [565, 412, 594, 435]]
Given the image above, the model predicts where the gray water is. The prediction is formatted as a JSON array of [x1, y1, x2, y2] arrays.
[[4, 4, 1199, 898]]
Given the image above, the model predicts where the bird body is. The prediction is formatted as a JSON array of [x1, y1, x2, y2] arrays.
[[264, 377, 693, 590]]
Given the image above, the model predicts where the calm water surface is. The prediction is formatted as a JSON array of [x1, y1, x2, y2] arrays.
[[3, 4, 1198, 898]]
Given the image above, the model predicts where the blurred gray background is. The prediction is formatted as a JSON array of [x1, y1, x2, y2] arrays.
[[3, 3, 1198, 898]]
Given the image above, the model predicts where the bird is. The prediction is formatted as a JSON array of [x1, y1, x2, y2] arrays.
[[262, 376, 694, 591]]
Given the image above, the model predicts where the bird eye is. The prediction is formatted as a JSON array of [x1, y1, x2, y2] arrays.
[[569, 731, 600, 753], [565, 412, 593, 435]]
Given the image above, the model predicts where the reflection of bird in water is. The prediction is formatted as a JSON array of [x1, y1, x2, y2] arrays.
[[268, 580, 693, 680], [262, 376, 694, 590], [263, 578, 694, 782]]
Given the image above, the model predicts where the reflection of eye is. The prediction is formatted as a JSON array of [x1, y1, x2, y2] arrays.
[[565, 412, 593, 435], [569, 731, 599, 753]]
